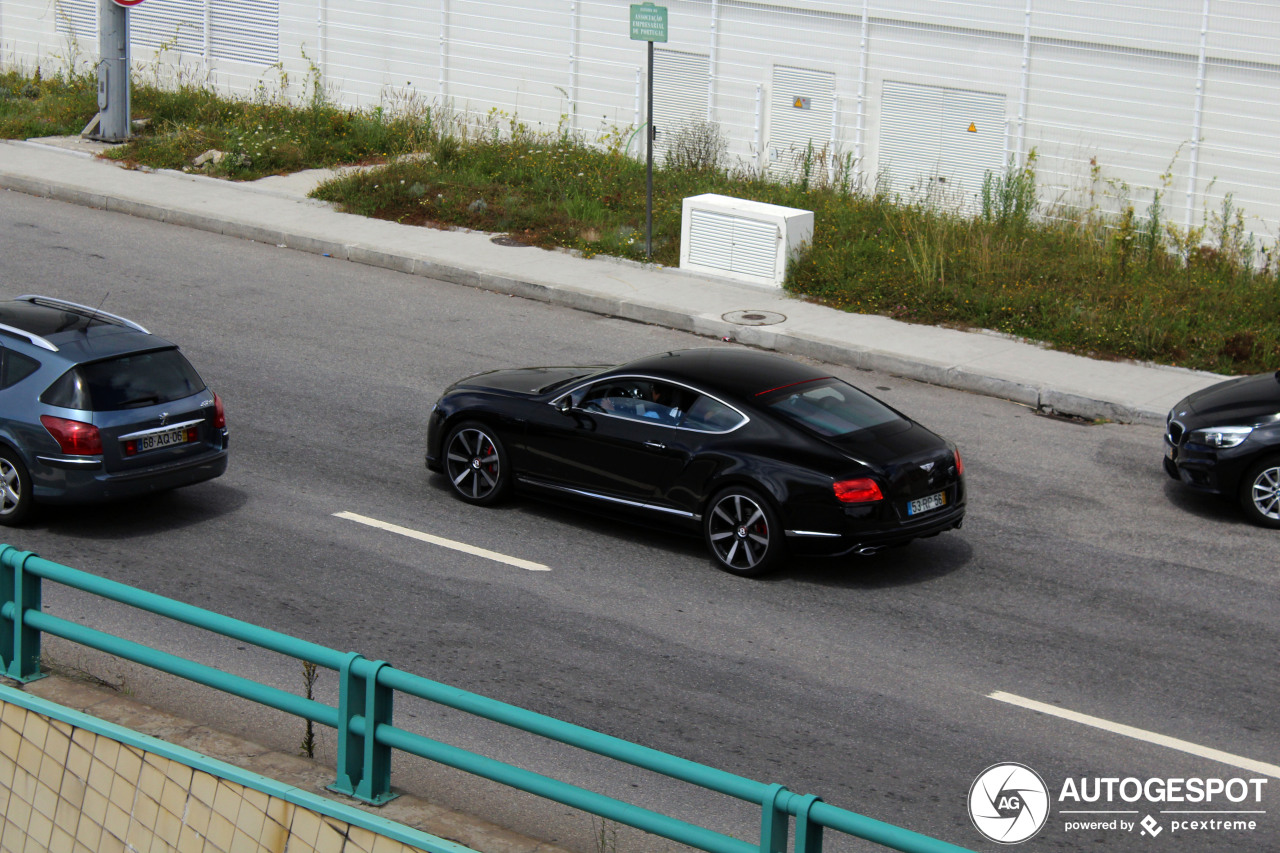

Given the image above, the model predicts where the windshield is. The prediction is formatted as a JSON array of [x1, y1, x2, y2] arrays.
[[765, 378, 901, 437]]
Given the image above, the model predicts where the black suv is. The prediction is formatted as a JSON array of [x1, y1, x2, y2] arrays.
[[0, 295, 228, 524], [1164, 370, 1280, 527]]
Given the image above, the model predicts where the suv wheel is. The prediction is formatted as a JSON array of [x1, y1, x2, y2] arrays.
[[0, 451, 34, 526], [1239, 455, 1280, 528]]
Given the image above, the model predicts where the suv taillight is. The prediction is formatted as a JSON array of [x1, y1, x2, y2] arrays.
[[41, 415, 103, 456], [213, 393, 226, 430], [954, 449, 965, 476]]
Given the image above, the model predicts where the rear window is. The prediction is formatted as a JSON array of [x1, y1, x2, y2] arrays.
[[765, 378, 901, 437], [40, 349, 206, 411]]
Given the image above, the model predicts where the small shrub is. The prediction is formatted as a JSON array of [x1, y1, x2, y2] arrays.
[[663, 119, 726, 173]]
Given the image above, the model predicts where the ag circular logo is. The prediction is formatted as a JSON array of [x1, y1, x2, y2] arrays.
[[968, 763, 1050, 844]]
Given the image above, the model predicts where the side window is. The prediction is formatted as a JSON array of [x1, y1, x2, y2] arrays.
[[0, 350, 40, 390], [576, 379, 692, 426], [683, 394, 746, 432]]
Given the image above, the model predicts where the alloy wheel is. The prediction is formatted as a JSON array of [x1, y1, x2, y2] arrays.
[[1249, 462, 1280, 521], [446, 427, 503, 502], [706, 491, 775, 574]]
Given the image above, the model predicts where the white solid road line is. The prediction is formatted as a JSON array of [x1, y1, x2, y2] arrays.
[[990, 691, 1280, 778], [334, 511, 552, 572]]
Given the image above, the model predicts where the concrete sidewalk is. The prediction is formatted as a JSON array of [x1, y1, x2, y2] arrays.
[[0, 136, 1226, 424]]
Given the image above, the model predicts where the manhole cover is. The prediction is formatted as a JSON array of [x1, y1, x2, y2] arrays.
[[722, 310, 787, 326], [490, 235, 532, 247]]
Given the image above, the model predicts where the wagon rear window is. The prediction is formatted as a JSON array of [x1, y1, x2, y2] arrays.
[[40, 348, 206, 411]]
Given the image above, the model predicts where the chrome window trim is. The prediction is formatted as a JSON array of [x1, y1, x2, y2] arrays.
[[17, 295, 151, 335], [118, 418, 204, 441], [549, 373, 749, 434], [517, 476, 697, 518]]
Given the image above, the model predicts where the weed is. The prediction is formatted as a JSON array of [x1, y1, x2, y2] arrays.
[[300, 661, 319, 759]]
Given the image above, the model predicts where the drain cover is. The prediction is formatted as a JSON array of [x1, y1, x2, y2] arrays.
[[722, 310, 787, 326], [490, 235, 532, 247]]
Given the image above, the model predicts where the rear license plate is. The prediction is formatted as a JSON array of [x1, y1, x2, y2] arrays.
[[136, 426, 192, 452], [907, 491, 946, 516]]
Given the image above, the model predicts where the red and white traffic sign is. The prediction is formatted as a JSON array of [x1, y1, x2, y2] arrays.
[[111, 0, 145, 6]]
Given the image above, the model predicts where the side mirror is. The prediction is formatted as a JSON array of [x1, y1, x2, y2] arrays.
[[554, 398, 572, 414]]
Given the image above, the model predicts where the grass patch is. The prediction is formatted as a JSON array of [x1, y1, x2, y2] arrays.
[[3, 67, 1278, 374]]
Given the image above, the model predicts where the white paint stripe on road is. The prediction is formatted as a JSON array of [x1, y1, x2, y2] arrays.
[[990, 691, 1280, 778], [334, 511, 551, 572]]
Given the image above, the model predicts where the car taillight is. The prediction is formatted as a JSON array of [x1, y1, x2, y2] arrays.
[[954, 449, 965, 476], [213, 393, 226, 429], [833, 477, 883, 503], [41, 415, 103, 456]]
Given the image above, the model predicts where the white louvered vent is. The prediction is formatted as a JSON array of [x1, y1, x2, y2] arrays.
[[680, 194, 813, 288], [652, 49, 709, 165], [210, 0, 279, 66], [54, 0, 96, 44], [879, 81, 1007, 210], [767, 66, 836, 180], [131, 0, 204, 55]]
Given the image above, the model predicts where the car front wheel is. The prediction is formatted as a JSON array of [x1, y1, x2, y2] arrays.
[[444, 421, 510, 506], [0, 451, 33, 526], [1239, 455, 1280, 528], [703, 486, 784, 577]]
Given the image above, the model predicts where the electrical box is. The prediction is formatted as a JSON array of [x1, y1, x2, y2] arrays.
[[680, 194, 813, 288]]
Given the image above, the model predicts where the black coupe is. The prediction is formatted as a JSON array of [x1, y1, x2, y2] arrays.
[[426, 348, 966, 575]]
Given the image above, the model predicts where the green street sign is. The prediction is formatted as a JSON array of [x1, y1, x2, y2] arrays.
[[630, 3, 668, 43]]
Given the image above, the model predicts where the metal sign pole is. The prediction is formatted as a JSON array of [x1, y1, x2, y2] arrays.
[[629, 3, 667, 261], [646, 40, 654, 259]]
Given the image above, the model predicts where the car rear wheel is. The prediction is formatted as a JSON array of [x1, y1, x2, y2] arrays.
[[444, 422, 510, 506], [1239, 455, 1280, 528], [0, 451, 33, 526], [704, 486, 784, 577]]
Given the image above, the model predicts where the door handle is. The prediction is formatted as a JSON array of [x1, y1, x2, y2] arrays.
[[644, 441, 666, 449]]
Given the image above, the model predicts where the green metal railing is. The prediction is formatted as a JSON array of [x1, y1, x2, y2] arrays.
[[0, 545, 975, 853]]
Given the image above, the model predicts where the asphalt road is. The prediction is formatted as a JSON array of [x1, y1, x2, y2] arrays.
[[2, 190, 1276, 853]]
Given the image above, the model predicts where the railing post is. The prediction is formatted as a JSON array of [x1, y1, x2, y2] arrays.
[[760, 783, 791, 853], [0, 546, 46, 683], [329, 653, 397, 805], [792, 794, 824, 853]]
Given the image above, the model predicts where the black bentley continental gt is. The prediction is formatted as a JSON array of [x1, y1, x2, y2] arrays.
[[426, 348, 965, 576]]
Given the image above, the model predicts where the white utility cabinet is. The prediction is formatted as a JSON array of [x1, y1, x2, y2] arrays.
[[679, 194, 813, 288]]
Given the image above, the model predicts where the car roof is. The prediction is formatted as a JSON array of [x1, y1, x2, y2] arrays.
[[616, 348, 831, 400], [0, 296, 173, 362]]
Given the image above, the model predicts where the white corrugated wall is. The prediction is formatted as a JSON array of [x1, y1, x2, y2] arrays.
[[2, 0, 1279, 242]]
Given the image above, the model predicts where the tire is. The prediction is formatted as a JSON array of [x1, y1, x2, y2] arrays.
[[1238, 455, 1280, 529], [0, 450, 33, 526], [443, 421, 511, 506], [703, 486, 785, 577]]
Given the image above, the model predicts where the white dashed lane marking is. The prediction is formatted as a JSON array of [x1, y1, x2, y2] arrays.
[[990, 691, 1280, 778], [334, 511, 552, 572]]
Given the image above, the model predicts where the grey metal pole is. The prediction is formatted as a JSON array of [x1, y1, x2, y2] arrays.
[[87, 0, 131, 142], [645, 39, 654, 259]]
